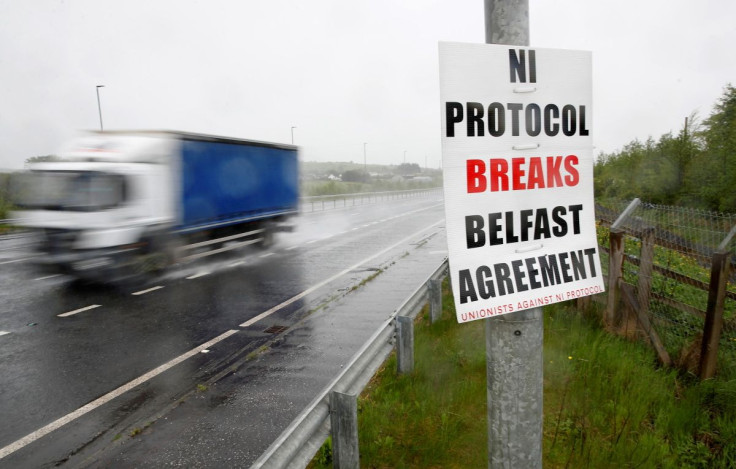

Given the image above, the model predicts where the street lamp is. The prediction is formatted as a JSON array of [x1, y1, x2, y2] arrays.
[[291, 126, 296, 145], [363, 142, 367, 173], [96, 85, 105, 131]]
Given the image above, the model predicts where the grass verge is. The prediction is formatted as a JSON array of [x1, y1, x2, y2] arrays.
[[310, 283, 736, 468]]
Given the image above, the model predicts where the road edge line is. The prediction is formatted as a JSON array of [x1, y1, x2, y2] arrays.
[[239, 218, 443, 328], [0, 329, 239, 460]]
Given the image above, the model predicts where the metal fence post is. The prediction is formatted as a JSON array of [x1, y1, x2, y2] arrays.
[[330, 391, 360, 469], [396, 316, 414, 374], [429, 278, 442, 323]]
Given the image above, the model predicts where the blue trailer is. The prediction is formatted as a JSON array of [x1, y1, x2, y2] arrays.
[[178, 133, 299, 232], [12, 130, 299, 283]]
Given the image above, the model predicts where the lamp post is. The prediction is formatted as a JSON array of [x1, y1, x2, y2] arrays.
[[291, 126, 296, 145], [96, 85, 105, 131], [363, 142, 367, 173]]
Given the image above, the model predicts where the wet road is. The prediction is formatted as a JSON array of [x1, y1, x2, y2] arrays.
[[0, 194, 446, 467]]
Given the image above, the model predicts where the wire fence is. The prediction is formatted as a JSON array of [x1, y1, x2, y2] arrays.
[[595, 199, 736, 379]]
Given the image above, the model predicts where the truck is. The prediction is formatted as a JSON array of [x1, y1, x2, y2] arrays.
[[11, 130, 299, 285]]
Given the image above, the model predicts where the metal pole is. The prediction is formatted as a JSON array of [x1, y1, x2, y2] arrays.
[[363, 142, 367, 174], [96, 85, 105, 131], [291, 126, 296, 144], [484, 2, 542, 468]]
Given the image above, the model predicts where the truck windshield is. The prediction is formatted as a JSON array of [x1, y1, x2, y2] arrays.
[[12, 171, 127, 211]]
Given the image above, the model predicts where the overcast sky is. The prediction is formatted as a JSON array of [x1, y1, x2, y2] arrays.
[[1, 0, 734, 170]]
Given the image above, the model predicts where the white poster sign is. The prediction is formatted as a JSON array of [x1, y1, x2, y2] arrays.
[[439, 42, 605, 324]]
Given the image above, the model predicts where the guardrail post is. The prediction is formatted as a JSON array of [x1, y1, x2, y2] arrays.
[[429, 279, 442, 323], [330, 391, 360, 469], [396, 316, 414, 374]]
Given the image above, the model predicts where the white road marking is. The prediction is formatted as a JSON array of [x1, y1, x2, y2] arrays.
[[229, 260, 246, 266], [58, 304, 101, 318], [0, 331, 9, 337], [0, 258, 31, 265], [131, 286, 163, 296], [0, 329, 239, 460], [34, 274, 61, 281], [240, 218, 443, 328], [286, 245, 300, 251], [186, 272, 210, 280], [259, 253, 273, 259]]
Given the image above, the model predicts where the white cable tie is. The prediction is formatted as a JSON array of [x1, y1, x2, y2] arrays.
[[512, 143, 540, 151], [513, 86, 537, 93], [515, 243, 544, 253]]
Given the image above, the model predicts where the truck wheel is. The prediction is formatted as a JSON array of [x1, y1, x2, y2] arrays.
[[258, 223, 275, 249], [119, 237, 168, 289]]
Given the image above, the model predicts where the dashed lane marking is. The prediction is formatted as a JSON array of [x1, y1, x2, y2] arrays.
[[131, 286, 163, 296], [0, 258, 31, 265], [58, 304, 101, 318], [0, 331, 9, 337], [34, 274, 61, 281], [186, 272, 210, 280]]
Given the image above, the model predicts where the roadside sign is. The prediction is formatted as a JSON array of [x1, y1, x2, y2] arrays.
[[439, 42, 604, 323]]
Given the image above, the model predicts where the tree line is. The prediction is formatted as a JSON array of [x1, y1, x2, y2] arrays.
[[595, 84, 736, 212]]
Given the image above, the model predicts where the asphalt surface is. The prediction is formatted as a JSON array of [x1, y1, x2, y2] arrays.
[[0, 195, 447, 468]]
